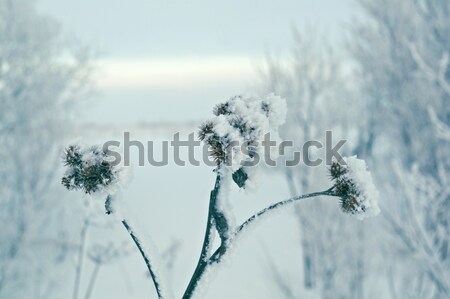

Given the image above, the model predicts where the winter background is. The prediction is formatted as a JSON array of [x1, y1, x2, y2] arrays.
[[1, 0, 450, 298]]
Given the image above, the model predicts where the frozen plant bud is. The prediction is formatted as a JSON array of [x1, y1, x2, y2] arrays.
[[198, 94, 286, 188], [198, 121, 215, 142], [62, 144, 123, 194], [232, 167, 248, 188], [329, 156, 380, 220], [213, 102, 231, 116]]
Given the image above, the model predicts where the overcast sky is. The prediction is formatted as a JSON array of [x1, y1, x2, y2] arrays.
[[36, 0, 356, 124], [38, 0, 354, 58]]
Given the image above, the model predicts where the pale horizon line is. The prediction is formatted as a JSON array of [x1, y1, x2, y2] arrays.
[[95, 55, 260, 89]]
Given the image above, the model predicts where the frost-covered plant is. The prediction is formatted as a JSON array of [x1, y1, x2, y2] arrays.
[[61, 94, 379, 299], [0, 0, 95, 295], [186, 95, 379, 298], [62, 145, 123, 194], [199, 93, 286, 188], [329, 156, 380, 220], [61, 144, 166, 299]]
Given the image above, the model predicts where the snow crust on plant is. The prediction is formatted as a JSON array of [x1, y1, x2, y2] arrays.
[[123, 218, 171, 299], [190, 262, 217, 299], [202, 93, 286, 173], [62, 144, 128, 196], [203, 224, 217, 261], [191, 240, 237, 299], [215, 167, 235, 238], [342, 156, 380, 220]]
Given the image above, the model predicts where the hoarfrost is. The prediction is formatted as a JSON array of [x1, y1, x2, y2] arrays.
[[341, 156, 380, 220]]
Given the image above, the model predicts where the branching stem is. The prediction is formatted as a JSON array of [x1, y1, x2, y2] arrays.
[[235, 188, 336, 235], [182, 180, 337, 299]]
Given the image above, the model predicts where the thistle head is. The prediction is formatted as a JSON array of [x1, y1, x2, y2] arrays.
[[62, 144, 123, 195], [329, 161, 347, 180], [213, 102, 231, 116], [198, 94, 286, 188], [198, 121, 215, 142], [329, 156, 380, 220]]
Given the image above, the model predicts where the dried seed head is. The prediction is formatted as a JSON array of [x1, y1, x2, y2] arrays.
[[229, 116, 249, 135], [332, 174, 361, 215], [329, 157, 380, 219], [329, 161, 347, 180], [200, 94, 286, 189], [213, 102, 231, 116], [208, 135, 227, 164], [339, 195, 362, 214], [198, 121, 215, 141], [64, 145, 82, 166], [261, 101, 270, 117], [61, 144, 122, 194]]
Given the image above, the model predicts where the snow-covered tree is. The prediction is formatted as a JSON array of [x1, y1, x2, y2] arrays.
[[350, 0, 450, 297], [259, 29, 369, 298], [0, 0, 93, 296], [350, 0, 449, 172]]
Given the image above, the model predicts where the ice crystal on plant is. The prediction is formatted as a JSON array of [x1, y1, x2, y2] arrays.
[[62, 144, 123, 195], [199, 93, 286, 188], [330, 156, 380, 220]]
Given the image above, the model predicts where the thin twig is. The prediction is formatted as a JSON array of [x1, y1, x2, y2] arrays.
[[121, 219, 164, 299], [84, 262, 101, 299], [73, 219, 89, 299], [207, 188, 336, 267], [261, 241, 296, 299], [235, 188, 335, 235]]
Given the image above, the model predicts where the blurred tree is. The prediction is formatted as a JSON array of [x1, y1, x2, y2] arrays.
[[0, 0, 93, 297], [350, 0, 450, 173], [260, 29, 367, 298], [351, 0, 450, 297]]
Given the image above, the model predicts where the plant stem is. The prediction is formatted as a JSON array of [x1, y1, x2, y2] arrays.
[[183, 188, 337, 298], [182, 174, 221, 299], [84, 262, 101, 299], [235, 188, 335, 235], [211, 189, 335, 265], [73, 219, 89, 299], [121, 219, 164, 299]]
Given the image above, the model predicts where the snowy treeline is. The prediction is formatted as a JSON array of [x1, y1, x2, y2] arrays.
[[0, 0, 95, 296], [260, 0, 450, 298]]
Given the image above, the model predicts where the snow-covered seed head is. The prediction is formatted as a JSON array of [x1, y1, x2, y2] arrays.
[[329, 161, 347, 180], [261, 100, 272, 117], [199, 94, 286, 188], [62, 144, 122, 194], [329, 156, 380, 220], [213, 102, 231, 116], [198, 121, 215, 141]]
